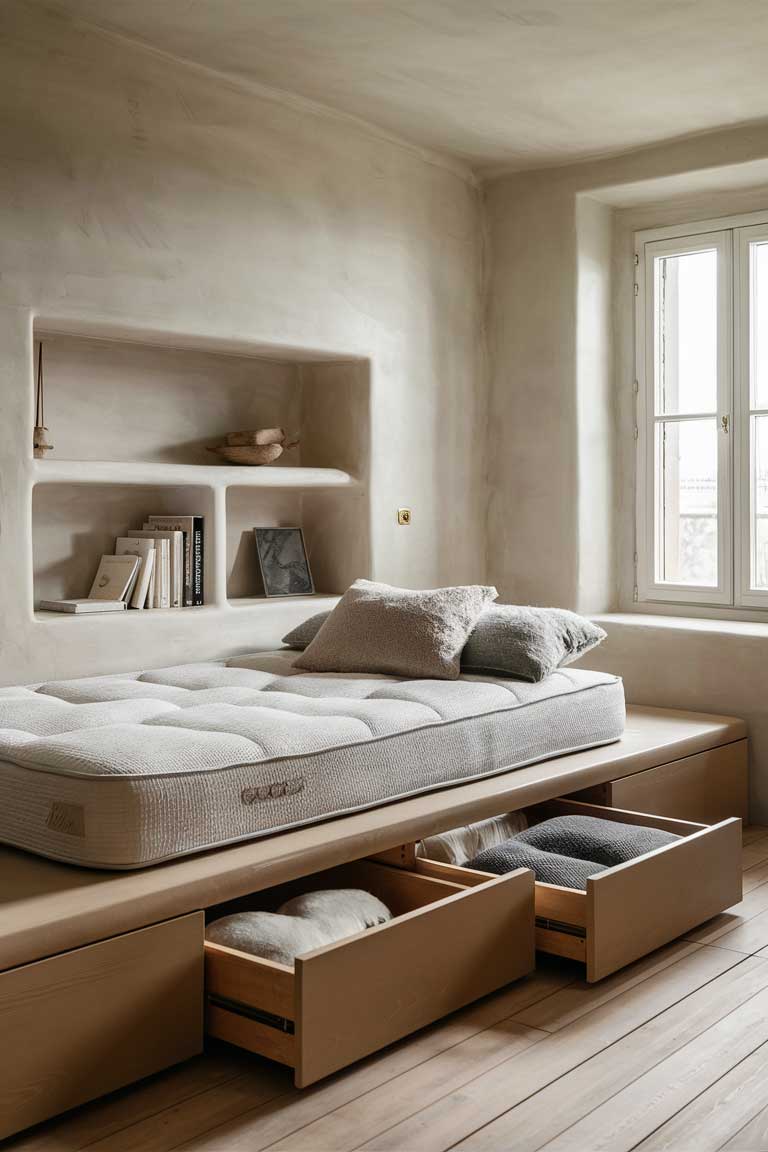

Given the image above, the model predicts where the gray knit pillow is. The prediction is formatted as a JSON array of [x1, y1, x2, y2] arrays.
[[283, 612, 330, 650], [293, 579, 497, 680], [461, 605, 606, 682], [518, 815, 679, 865], [469, 840, 607, 890]]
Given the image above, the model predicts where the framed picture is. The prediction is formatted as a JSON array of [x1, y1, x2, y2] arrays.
[[254, 527, 314, 597]]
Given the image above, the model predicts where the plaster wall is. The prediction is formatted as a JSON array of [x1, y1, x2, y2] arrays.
[[0, 2, 485, 684], [486, 131, 768, 817]]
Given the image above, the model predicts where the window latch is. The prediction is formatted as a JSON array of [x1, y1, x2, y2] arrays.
[[721, 415, 730, 434]]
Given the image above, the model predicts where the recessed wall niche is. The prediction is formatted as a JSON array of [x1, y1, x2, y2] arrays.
[[31, 325, 371, 616]]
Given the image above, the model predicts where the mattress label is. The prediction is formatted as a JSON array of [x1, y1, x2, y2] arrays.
[[241, 777, 305, 804], [46, 801, 86, 837]]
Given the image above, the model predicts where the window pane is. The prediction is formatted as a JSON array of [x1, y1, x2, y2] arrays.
[[655, 418, 717, 586], [655, 249, 717, 415], [751, 415, 768, 589], [751, 241, 768, 410]]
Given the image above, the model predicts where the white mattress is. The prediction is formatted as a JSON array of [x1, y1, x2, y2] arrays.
[[0, 651, 624, 869]]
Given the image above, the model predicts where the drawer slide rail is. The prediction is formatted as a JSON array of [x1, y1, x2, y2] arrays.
[[208, 993, 295, 1035]]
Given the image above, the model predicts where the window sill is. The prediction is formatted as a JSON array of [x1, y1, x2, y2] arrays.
[[593, 611, 768, 640]]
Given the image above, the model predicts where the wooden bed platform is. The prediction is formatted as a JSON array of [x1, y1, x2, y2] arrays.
[[0, 703, 749, 1137], [0, 704, 747, 973]]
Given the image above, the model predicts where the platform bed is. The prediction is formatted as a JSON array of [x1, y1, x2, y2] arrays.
[[0, 704, 748, 1137]]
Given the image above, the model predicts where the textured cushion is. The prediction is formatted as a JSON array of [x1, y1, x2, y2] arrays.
[[469, 840, 607, 890], [517, 814, 680, 865], [461, 606, 606, 682], [293, 579, 498, 680], [284, 605, 607, 684], [206, 888, 392, 965], [283, 612, 330, 650], [278, 889, 391, 928]]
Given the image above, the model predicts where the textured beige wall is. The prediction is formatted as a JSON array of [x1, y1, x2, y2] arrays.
[[487, 131, 768, 817], [485, 123, 768, 609], [0, 2, 485, 683]]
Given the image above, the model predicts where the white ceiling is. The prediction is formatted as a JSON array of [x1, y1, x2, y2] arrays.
[[50, 0, 768, 174]]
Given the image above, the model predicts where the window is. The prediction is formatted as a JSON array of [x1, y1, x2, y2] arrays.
[[636, 211, 768, 610]]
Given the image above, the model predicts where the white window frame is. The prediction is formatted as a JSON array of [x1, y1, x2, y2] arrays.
[[635, 209, 768, 613], [736, 223, 768, 608]]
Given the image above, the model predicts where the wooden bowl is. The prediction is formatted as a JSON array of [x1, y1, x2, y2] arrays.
[[208, 443, 285, 466]]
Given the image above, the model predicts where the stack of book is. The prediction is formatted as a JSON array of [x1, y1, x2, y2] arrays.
[[39, 514, 204, 614]]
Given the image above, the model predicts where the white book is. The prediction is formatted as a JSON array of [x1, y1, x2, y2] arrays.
[[38, 599, 127, 614], [128, 532, 170, 608], [146, 555, 156, 609], [144, 515, 204, 607], [140, 526, 183, 608], [88, 555, 139, 602], [115, 538, 156, 610]]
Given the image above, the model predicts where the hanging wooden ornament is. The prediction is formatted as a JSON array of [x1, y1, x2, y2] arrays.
[[33, 343, 53, 458]]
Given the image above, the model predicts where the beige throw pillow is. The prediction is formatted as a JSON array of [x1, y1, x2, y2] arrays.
[[293, 579, 498, 680]]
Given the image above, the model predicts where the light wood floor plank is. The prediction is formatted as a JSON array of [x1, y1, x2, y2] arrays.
[[535, 981, 768, 1151], [633, 1040, 768, 1151], [720, 1100, 768, 1149], [164, 967, 570, 1152], [81, 1064, 291, 1152], [4, 1049, 252, 1152], [742, 839, 768, 870], [739, 827, 768, 846], [685, 880, 768, 946], [703, 905, 768, 955], [452, 955, 768, 1152], [512, 939, 700, 1033], [354, 942, 742, 1151], [741, 859, 768, 893], [267, 1020, 545, 1152]]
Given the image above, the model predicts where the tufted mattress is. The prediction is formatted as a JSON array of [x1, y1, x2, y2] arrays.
[[0, 651, 625, 869]]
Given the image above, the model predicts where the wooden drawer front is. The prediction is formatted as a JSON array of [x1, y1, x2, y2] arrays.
[[0, 912, 204, 1139], [205, 858, 534, 1087], [567, 740, 749, 825], [417, 798, 742, 984]]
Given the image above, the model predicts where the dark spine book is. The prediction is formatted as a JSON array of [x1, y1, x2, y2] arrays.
[[193, 517, 204, 606]]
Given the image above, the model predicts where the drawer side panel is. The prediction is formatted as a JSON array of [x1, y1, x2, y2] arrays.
[[295, 869, 535, 1087]]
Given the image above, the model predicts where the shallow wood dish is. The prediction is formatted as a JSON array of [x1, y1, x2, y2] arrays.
[[226, 428, 286, 447], [208, 443, 285, 465], [208, 428, 299, 465]]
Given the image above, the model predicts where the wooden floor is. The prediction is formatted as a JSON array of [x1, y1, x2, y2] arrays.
[[10, 828, 768, 1152]]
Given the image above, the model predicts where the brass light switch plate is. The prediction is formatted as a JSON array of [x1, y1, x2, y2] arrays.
[[397, 508, 412, 525]]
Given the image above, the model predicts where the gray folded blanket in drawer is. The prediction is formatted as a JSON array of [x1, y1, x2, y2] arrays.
[[516, 814, 680, 867], [468, 813, 681, 890], [469, 841, 607, 890]]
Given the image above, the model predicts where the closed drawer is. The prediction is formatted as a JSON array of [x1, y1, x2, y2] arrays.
[[567, 740, 749, 825], [415, 798, 742, 983], [204, 857, 534, 1087], [0, 912, 204, 1140]]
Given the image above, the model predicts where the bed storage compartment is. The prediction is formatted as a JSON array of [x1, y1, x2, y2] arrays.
[[413, 799, 742, 983], [204, 857, 535, 1087]]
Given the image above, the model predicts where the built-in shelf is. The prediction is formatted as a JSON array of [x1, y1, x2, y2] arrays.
[[33, 605, 221, 622], [29, 325, 371, 626], [33, 595, 338, 622], [32, 460, 359, 490], [228, 594, 335, 609]]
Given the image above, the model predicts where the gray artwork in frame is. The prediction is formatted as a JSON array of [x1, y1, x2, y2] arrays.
[[254, 527, 314, 597]]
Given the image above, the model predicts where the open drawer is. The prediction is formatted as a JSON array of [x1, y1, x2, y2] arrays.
[[412, 798, 743, 983], [204, 857, 534, 1087]]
